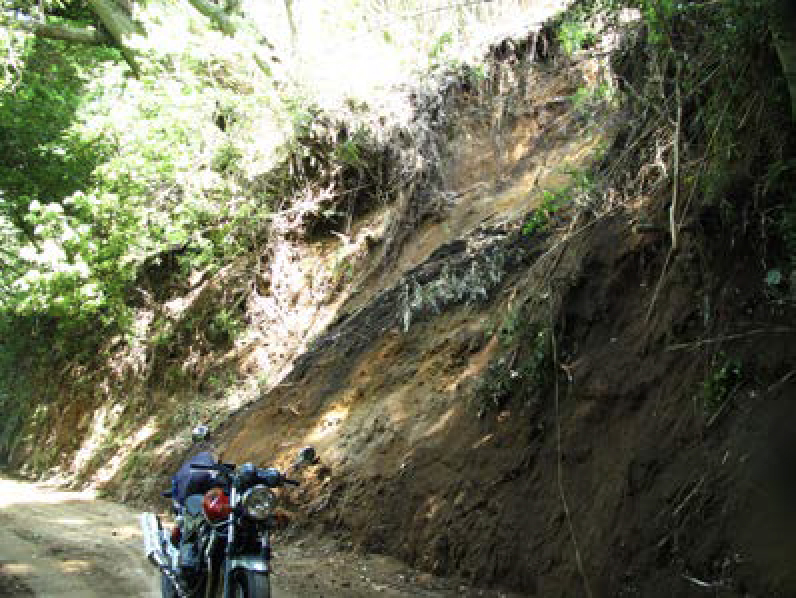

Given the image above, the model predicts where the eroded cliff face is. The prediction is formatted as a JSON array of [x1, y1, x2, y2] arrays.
[[208, 38, 796, 598], [213, 206, 796, 598], [6, 13, 796, 598]]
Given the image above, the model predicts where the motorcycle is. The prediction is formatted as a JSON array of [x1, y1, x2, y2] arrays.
[[140, 446, 317, 598]]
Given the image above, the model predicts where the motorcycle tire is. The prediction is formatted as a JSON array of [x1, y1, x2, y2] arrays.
[[231, 570, 271, 598], [160, 572, 177, 598]]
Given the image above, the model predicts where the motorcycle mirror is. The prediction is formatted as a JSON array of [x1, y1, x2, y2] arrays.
[[296, 446, 317, 466]]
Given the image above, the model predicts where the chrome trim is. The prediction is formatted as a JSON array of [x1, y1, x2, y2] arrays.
[[227, 555, 269, 573]]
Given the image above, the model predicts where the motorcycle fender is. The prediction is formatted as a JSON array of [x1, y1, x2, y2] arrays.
[[226, 555, 269, 573]]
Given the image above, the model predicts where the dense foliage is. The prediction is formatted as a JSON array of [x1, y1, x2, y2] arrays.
[[560, 0, 794, 257], [1, 7, 277, 335]]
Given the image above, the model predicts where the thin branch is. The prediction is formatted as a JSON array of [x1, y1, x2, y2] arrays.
[[669, 60, 682, 251], [666, 328, 795, 351], [705, 383, 741, 428], [672, 475, 705, 517], [682, 574, 721, 590], [644, 247, 673, 323], [549, 294, 594, 598], [766, 369, 796, 395], [399, 0, 496, 19], [646, 61, 682, 323]]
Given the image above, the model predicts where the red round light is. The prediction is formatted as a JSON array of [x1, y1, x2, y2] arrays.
[[170, 524, 181, 546], [202, 487, 231, 522]]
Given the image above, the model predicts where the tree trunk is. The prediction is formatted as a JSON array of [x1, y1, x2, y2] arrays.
[[185, 0, 236, 36], [285, 0, 297, 51], [184, 0, 278, 77], [0, 18, 113, 45], [770, 0, 796, 120], [86, 0, 144, 76]]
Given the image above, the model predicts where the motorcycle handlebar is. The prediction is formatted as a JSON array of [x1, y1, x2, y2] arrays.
[[189, 463, 301, 487], [190, 462, 236, 472]]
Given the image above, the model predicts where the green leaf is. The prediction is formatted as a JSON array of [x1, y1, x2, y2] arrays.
[[765, 269, 783, 286]]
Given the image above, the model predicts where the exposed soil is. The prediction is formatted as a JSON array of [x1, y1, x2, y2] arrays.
[[208, 84, 796, 597], [210, 206, 796, 598]]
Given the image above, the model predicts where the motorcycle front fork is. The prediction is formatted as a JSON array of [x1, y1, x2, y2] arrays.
[[220, 518, 271, 597], [261, 527, 272, 572], [222, 512, 235, 598]]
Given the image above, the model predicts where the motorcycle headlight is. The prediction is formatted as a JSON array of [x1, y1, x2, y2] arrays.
[[241, 485, 276, 520]]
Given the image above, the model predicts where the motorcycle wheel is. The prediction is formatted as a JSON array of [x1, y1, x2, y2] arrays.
[[231, 570, 271, 598], [160, 572, 177, 598]]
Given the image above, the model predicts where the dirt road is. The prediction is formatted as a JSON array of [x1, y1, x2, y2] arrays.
[[0, 476, 156, 597], [0, 476, 518, 598], [0, 476, 160, 597]]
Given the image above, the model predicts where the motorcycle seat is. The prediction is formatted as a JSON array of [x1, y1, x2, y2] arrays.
[[184, 494, 204, 516]]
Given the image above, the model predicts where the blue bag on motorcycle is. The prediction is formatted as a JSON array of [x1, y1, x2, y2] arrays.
[[172, 451, 219, 505]]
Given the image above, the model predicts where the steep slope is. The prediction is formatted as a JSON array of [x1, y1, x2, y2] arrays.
[[213, 187, 796, 597], [210, 25, 796, 598]]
